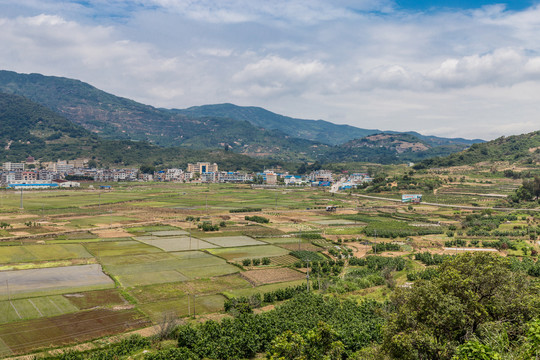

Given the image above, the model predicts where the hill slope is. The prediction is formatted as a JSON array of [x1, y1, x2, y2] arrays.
[[174, 103, 377, 145], [0, 70, 482, 164], [175, 103, 483, 147], [0, 70, 327, 160], [323, 133, 472, 164], [0, 93, 287, 170], [414, 131, 540, 169]]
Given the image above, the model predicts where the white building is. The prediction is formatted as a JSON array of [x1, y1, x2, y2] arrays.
[[3, 162, 24, 171]]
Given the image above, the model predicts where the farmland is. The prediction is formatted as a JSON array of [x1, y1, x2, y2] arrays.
[[0, 171, 539, 358]]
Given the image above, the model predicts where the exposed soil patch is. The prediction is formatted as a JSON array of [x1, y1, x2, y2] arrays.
[[91, 229, 133, 238], [240, 268, 305, 286], [346, 242, 372, 258], [279, 243, 322, 252]]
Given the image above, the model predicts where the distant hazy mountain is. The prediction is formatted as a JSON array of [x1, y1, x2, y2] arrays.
[[174, 103, 483, 147], [174, 103, 377, 145], [0, 70, 482, 164]]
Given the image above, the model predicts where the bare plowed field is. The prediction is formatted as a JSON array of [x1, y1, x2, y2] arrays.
[[241, 268, 305, 286], [203, 236, 265, 247], [0, 308, 148, 356]]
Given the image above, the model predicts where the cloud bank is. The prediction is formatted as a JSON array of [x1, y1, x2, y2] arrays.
[[1, 0, 540, 139]]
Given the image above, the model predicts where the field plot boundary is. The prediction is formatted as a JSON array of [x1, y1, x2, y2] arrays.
[[135, 236, 219, 251], [208, 245, 290, 262], [240, 268, 305, 286], [0, 295, 79, 324], [0, 309, 148, 356], [138, 294, 225, 322], [151, 230, 188, 236], [0, 335, 11, 358], [202, 235, 266, 247], [0, 264, 114, 299]]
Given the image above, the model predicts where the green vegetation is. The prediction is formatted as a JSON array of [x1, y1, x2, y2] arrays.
[[0, 92, 289, 169], [0, 71, 478, 164], [383, 253, 540, 359], [244, 215, 270, 223], [415, 130, 540, 169], [1, 176, 540, 358]]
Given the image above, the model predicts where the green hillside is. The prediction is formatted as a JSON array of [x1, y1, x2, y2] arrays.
[[0, 70, 325, 160], [175, 103, 377, 145], [0, 92, 287, 171], [414, 131, 540, 169], [321, 133, 471, 164]]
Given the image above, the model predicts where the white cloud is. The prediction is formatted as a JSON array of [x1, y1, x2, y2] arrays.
[[1, 1, 540, 139]]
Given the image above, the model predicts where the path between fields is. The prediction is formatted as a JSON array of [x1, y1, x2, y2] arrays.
[[0, 220, 159, 243], [350, 194, 540, 212]]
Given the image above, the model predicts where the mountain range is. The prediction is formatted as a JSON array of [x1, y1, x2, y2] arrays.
[[0, 70, 485, 165], [0, 92, 286, 171]]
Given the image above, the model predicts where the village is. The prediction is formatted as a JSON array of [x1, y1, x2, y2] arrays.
[[1, 158, 373, 189]]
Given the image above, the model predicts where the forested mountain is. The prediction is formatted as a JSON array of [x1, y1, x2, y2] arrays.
[[174, 103, 483, 147], [0, 93, 286, 170], [319, 133, 473, 164], [174, 103, 377, 145], [0, 70, 481, 164], [414, 130, 540, 169], [0, 70, 325, 160]]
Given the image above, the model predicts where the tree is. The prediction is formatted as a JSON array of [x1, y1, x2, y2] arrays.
[[139, 164, 156, 174], [87, 159, 98, 168], [267, 322, 345, 360], [297, 163, 307, 175], [522, 176, 540, 200], [383, 252, 540, 360]]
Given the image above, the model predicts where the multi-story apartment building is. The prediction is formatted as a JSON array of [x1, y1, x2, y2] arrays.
[[187, 162, 218, 174], [3, 162, 24, 171]]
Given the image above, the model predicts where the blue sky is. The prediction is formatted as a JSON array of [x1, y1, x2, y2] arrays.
[[396, 0, 535, 11], [0, 0, 539, 140]]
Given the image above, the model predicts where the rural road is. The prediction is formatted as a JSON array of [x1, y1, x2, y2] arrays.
[[349, 193, 540, 212]]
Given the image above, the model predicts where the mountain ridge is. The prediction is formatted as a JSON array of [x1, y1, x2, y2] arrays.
[[0, 70, 483, 164], [414, 130, 540, 169], [0, 92, 287, 171]]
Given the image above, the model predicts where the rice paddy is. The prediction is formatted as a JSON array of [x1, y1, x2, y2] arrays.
[[0, 175, 535, 356]]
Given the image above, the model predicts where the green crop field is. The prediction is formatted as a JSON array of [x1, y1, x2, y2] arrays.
[[202, 235, 266, 247], [67, 215, 138, 228], [224, 279, 306, 298], [324, 226, 365, 235], [260, 237, 307, 244], [101, 251, 239, 286], [0, 295, 78, 324], [127, 225, 180, 234], [84, 240, 163, 257], [151, 230, 189, 236], [129, 274, 251, 303], [0, 244, 92, 264], [0, 177, 536, 357], [135, 236, 219, 251], [138, 294, 226, 322], [208, 244, 290, 261]]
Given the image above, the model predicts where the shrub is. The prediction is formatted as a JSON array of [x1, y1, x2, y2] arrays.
[[244, 215, 270, 224]]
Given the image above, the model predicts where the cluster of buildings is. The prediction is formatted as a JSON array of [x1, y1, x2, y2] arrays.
[[0, 159, 372, 189]]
